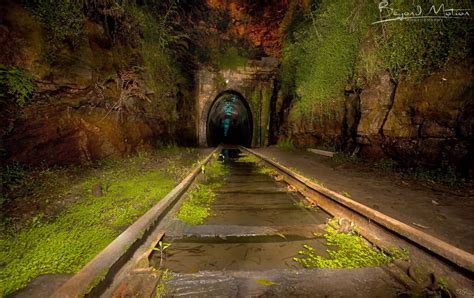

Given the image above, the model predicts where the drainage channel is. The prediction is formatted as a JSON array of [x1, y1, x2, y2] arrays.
[[53, 147, 474, 297], [143, 148, 413, 296], [152, 148, 331, 274]]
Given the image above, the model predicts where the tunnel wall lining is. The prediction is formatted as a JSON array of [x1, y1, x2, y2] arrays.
[[196, 58, 278, 147]]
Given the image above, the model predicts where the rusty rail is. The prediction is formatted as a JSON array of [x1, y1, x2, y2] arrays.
[[52, 147, 221, 298], [239, 146, 474, 274]]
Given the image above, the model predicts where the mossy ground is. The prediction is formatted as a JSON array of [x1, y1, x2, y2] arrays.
[[293, 219, 408, 268], [0, 147, 205, 296], [176, 157, 226, 225]]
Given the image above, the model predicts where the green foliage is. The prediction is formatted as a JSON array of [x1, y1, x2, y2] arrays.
[[0, 65, 34, 106], [437, 276, 448, 290], [276, 139, 295, 151], [154, 268, 173, 297], [204, 158, 227, 178], [378, 1, 471, 79], [0, 162, 27, 206], [279, 0, 375, 114], [24, 0, 85, 60], [332, 153, 361, 165], [213, 73, 227, 90], [407, 165, 461, 187], [293, 222, 408, 268], [152, 241, 172, 268], [128, 4, 187, 99], [1, 162, 26, 187]]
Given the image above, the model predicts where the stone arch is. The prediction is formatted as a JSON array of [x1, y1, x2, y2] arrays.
[[195, 58, 278, 147]]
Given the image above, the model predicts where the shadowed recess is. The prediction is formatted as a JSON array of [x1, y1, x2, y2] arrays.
[[207, 91, 253, 147]]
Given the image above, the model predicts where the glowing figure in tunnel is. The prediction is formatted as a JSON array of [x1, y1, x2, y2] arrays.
[[207, 91, 253, 147]]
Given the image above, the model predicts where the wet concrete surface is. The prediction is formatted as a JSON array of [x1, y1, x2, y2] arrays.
[[152, 149, 332, 273], [255, 147, 474, 253], [164, 268, 406, 297], [146, 148, 410, 296]]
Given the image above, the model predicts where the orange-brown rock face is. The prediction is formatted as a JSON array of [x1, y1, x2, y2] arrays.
[[206, 0, 288, 57], [0, 1, 194, 167], [4, 104, 160, 166]]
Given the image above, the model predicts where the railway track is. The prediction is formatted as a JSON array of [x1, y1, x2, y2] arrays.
[[52, 146, 474, 297]]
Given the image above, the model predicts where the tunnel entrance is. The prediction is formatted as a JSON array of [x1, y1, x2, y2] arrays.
[[207, 91, 253, 147]]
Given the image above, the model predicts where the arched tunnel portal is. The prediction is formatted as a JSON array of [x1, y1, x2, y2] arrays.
[[206, 90, 253, 147]]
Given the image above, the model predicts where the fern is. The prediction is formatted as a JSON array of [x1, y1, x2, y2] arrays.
[[0, 64, 34, 106]]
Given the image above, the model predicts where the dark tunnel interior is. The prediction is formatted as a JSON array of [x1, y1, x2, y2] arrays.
[[207, 91, 253, 147]]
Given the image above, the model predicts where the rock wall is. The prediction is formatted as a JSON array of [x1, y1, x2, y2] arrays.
[[0, 1, 194, 166], [278, 62, 473, 175]]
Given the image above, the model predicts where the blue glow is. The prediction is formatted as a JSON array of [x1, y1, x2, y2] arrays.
[[223, 118, 231, 136]]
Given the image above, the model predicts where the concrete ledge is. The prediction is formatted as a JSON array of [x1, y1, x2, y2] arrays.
[[240, 146, 474, 274], [307, 148, 335, 157], [52, 147, 220, 298]]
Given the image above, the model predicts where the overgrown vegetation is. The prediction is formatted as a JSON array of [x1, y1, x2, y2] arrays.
[[279, 0, 375, 115], [128, 2, 189, 100], [154, 268, 174, 297], [293, 219, 408, 268], [216, 47, 248, 70], [377, 0, 472, 80], [176, 184, 218, 225], [279, 0, 472, 132], [176, 158, 226, 225], [23, 0, 86, 61], [0, 64, 34, 106], [0, 147, 202, 296]]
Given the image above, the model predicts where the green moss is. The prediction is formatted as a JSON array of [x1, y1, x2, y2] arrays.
[[280, 0, 375, 115], [255, 279, 279, 286], [257, 166, 277, 177], [276, 139, 295, 151], [212, 73, 227, 91], [155, 269, 173, 297], [176, 184, 217, 225], [237, 153, 277, 177], [294, 200, 318, 210], [293, 220, 408, 268], [204, 159, 226, 178], [237, 154, 258, 164], [0, 148, 200, 296], [0, 64, 34, 106], [216, 47, 248, 70], [176, 159, 226, 225], [378, 0, 471, 80]]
